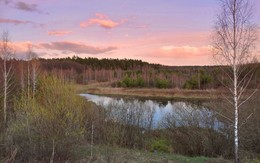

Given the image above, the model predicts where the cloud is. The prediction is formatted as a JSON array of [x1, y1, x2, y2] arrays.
[[0, 41, 33, 58], [2, 0, 48, 14], [12, 41, 32, 53], [95, 13, 107, 19], [48, 30, 73, 36], [0, 18, 44, 28], [80, 13, 125, 29], [37, 41, 118, 54], [14, 1, 38, 12], [3, 0, 11, 5], [159, 45, 212, 58], [0, 41, 118, 58], [0, 18, 31, 25], [133, 45, 213, 66]]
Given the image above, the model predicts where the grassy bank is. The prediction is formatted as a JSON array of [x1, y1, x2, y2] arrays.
[[76, 84, 222, 100]]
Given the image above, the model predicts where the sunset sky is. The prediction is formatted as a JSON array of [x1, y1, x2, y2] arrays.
[[0, 0, 259, 66]]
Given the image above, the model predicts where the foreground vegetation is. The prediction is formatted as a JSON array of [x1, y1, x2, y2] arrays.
[[0, 69, 259, 161], [0, 53, 258, 161], [71, 145, 232, 163]]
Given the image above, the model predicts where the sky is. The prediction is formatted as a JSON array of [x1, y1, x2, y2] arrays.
[[0, 0, 259, 66]]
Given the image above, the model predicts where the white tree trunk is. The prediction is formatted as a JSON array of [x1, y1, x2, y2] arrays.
[[233, 64, 239, 162], [20, 62, 25, 90], [3, 59, 7, 126], [27, 60, 30, 97], [32, 64, 37, 98], [91, 122, 94, 158]]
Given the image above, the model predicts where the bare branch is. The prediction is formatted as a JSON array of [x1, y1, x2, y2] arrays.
[[239, 112, 253, 128]]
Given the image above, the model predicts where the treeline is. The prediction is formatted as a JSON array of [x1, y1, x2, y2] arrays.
[[39, 56, 260, 89], [3, 56, 258, 90]]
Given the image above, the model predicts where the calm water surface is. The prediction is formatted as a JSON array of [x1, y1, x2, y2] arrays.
[[80, 93, 223, 129]]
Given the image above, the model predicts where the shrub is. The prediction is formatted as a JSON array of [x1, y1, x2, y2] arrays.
[[155, 78, 170, 88], [121, 75, 146, 88], [8, 76, 90, 160], [151, 139, 170, 153]]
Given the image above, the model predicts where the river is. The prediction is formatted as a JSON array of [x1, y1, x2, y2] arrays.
[[80, 93, 224, 130]]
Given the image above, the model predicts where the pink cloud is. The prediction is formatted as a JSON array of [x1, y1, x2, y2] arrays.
[[129, 45, 212, 66], [80, 13, 124, 29], [37, 41, 118, 54], [0, 18, 44, 28], [1, 41, 118, 58], [140, 45, 213, 65], [95, 13, 108, 19], [48, 30, 72, 36], [12, 41, 32, 52], [159, 45, 211, 59], [0, 41, 34, 58], [0, 18, 31, 25]]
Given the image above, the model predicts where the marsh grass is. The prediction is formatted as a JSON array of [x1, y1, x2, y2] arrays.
[[76, 83, 222, 100]]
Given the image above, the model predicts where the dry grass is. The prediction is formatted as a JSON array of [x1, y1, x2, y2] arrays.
[[71, 145, 232, 163], [76, 83, 222, 100]]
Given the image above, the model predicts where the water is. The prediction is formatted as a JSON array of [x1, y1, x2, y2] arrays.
[[80, 94, 223, 130]]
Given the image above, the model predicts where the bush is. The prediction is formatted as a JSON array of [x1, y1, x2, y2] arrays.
[[155, 78, 170, 88], [8, 76, 90, 160], [121, 75, 132, 87], [121, 75, 146, 88], [151, 139, 170, 153], [184, 73, 212, 89], [136, 76, 145, 87]]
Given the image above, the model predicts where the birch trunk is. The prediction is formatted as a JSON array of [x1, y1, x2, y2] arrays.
[[31, 59, 39, 98], [233, 1, 239, 161], [91, 122, 94, 158], [27, 59, 30, 98], [0, 32, 13, 127], [233, 62, 239, 162], [3, 58, 7, 126], [26, 45, 39, 98]]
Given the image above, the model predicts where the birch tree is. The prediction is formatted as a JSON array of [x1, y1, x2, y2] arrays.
[[26, 46, 31, 97], [0, 31, 14, 127], [31, 53, 39, 98], [213, 0, 258, 162], [26, 45, 39, 98]]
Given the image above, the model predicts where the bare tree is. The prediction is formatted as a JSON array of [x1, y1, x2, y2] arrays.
[[0, 31, 14, 127], [26, 46, 32, 97], [213, 0, 258, 162], [19, 61, 25, 91], [31, 53, 39, 98], [26, 45, 39, 98]]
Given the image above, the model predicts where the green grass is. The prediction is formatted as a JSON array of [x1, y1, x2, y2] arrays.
[[70, 145, 232, 163]]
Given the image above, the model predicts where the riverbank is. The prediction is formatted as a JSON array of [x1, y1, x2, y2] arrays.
[[76, 84, 222, 100]]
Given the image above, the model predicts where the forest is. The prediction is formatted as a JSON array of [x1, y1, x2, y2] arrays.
[[40, 56, 260, 90]]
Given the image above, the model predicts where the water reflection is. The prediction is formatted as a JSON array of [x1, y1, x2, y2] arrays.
[[80, 94, 222, 129]]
